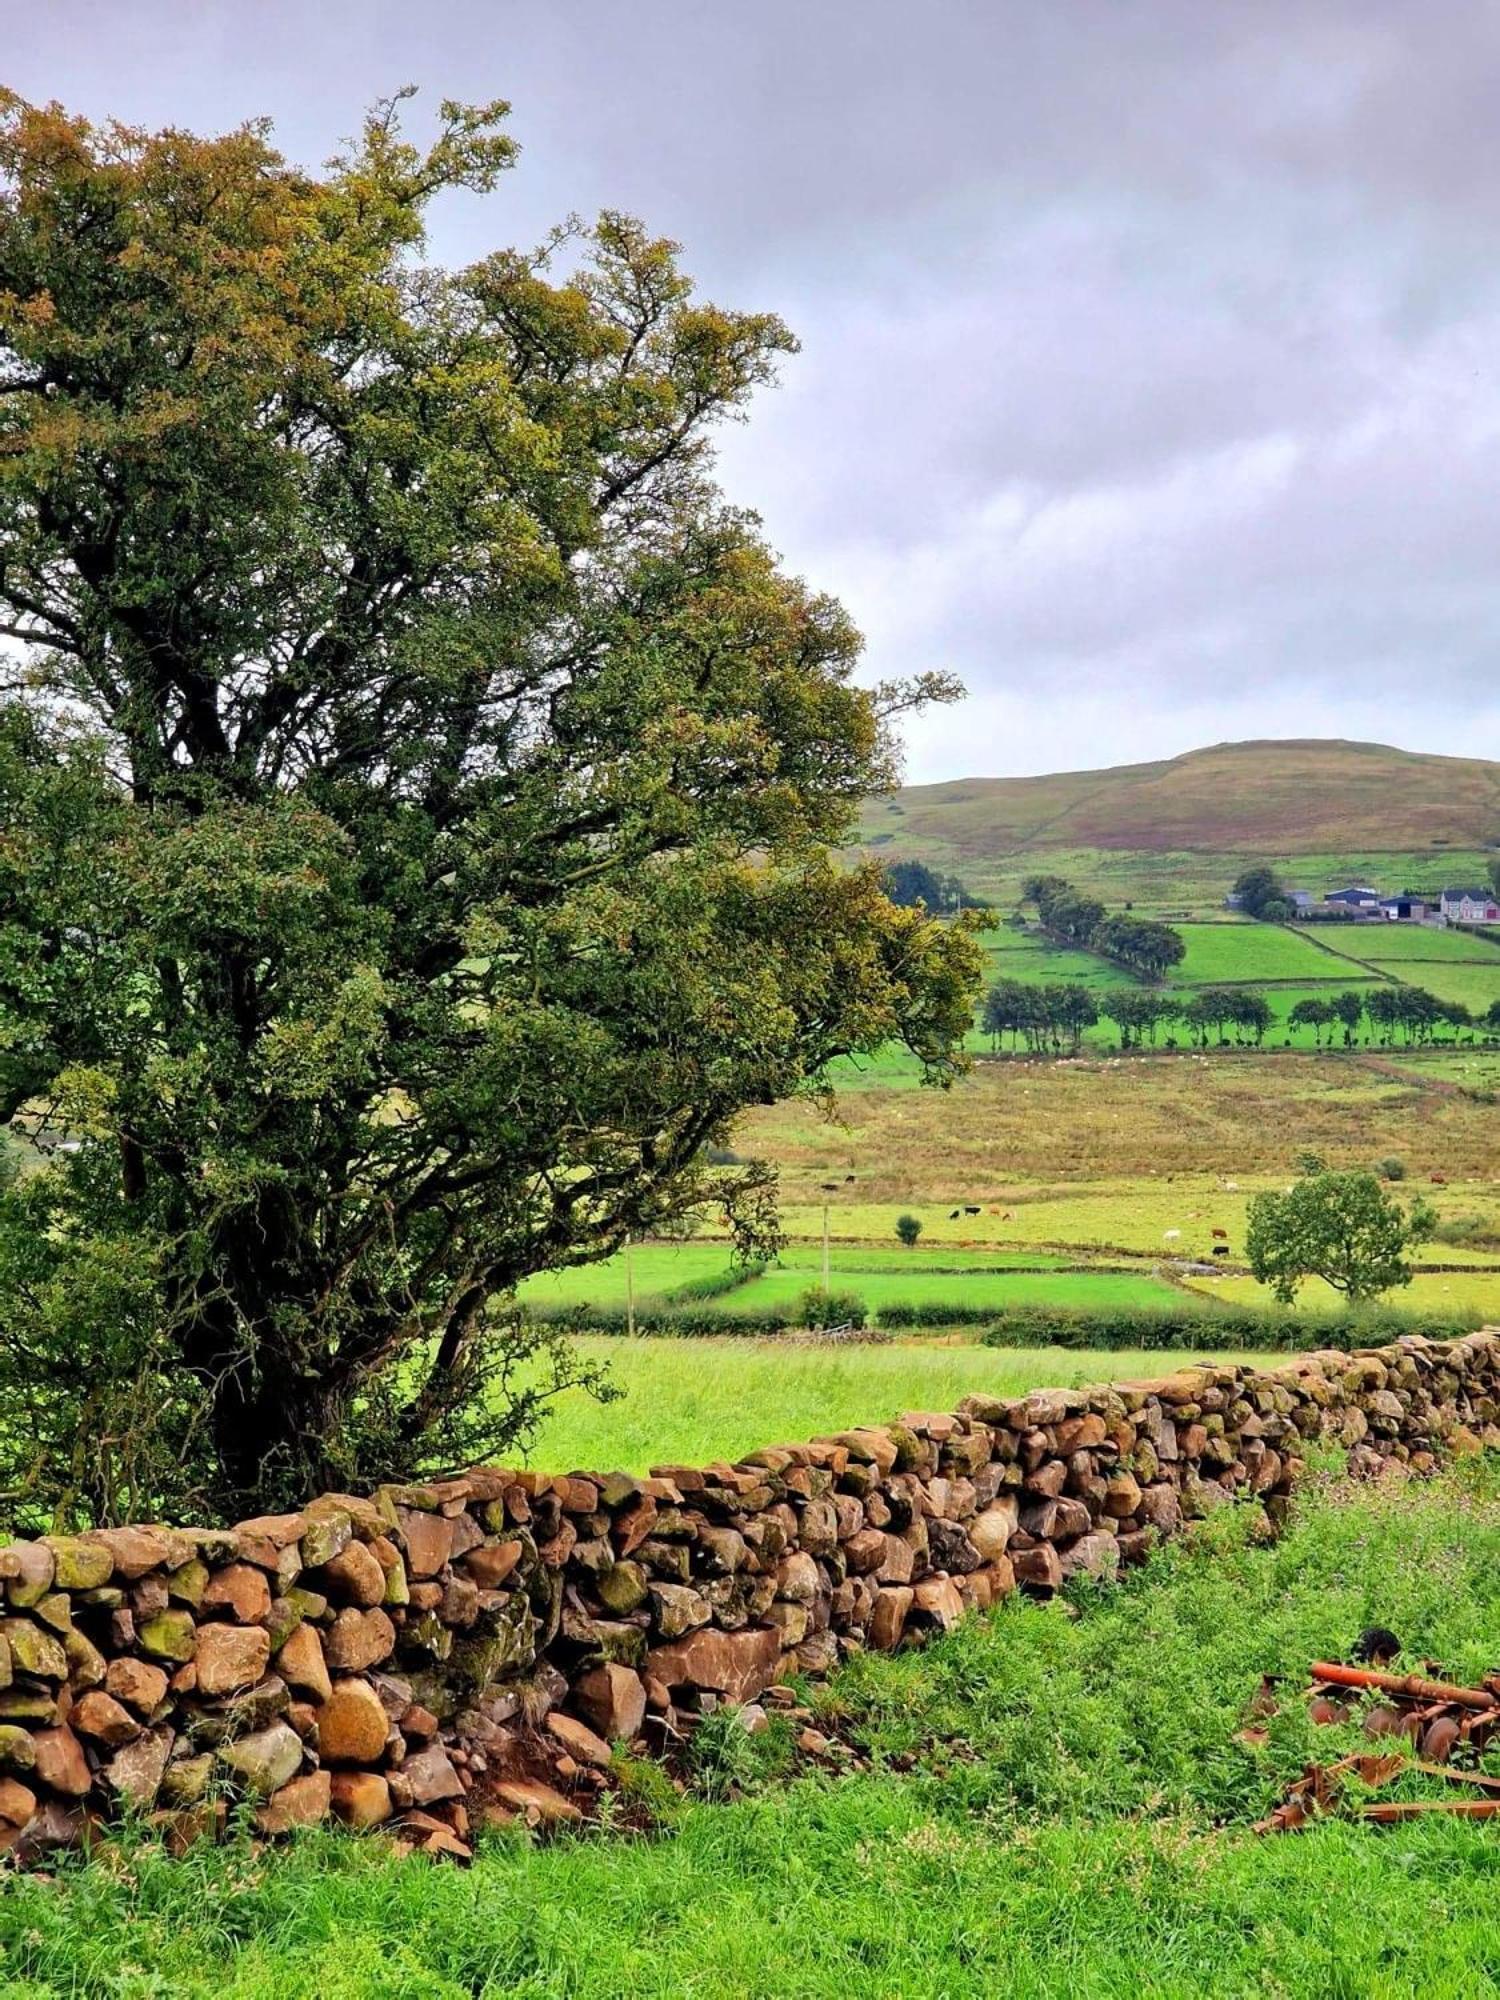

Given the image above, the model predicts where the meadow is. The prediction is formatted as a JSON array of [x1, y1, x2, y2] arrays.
[[11, 1461, 1500, 1997], [515, 1335, 1276, 1472]]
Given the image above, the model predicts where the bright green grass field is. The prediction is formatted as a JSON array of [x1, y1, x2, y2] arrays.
[[11, 1463, 1500, 1997], [1365, 960, 1500, 1014], [1312, 923, 1500, 964], [1185, 1268, 1500, 1317], [518, 1257, 1179, 1324], [518, 1336, 1276, 1473], [1169, 921, 1367, 985]]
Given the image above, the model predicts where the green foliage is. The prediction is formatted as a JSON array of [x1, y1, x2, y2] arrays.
[[979, 1300, 1480, 1350], [1246, 1167, 1436, 1305], [1231, 863, 1292, 919], [0, 93, 980, 1520], [894, 1213, 923, 1248], [797, 1286, 866, 1330], [1374, 1155, 1407, 1181], [882, 858, 978, 913]]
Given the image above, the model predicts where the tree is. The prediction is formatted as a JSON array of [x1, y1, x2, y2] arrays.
[[1103, 990, 1181, 1049], [1093, 913, 1186, 981], [1051, 983, 1099, 1052], [1288, 996, 1334, 1046], [883, 859, 974, 914], [1332, 991, 1365, 1046], [0, 94, 981, 1521], [1246, 1167, 1435, 1305], [1231, 865, 1292, 920], [894, 1213, 923, 1248]]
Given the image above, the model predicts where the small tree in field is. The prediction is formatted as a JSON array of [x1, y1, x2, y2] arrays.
[[1246, 1168, 1435, 1306], [895, 1214, 923, 1248], [0, 93, 980, 1521]]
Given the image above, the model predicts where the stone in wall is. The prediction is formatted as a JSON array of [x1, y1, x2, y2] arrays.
[[0, 1332, 1491, 1861]]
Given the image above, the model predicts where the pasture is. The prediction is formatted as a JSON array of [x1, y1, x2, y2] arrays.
[[515, 1335, 1275, 1472], [1169, 921, 1362, 984]]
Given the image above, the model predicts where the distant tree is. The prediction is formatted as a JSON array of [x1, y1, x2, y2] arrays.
[[1333, 991, 1365, 1046], [982, 978, 1033, 1050], [1020, 873, 1072, 915], [1043, 891, 1106, 947], [1228, 991, 1273, 1046], [1246, 1167, 1435, 1305], [1486, 998, 1500, 1034], [895, 1213, 923, 1248], [884, 859, 974, 914], [1184, 989, 1236, 1047], [1103, 990, 1182, 1048], [1232, 865, 1291, 919], [1052, 983, 1099, 1052], [1094, 914, 1186, 981], [1289, 997, 1334, 1046]]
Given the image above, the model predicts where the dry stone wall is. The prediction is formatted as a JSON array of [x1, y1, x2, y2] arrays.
[[0, 1331, 1494, 1858]]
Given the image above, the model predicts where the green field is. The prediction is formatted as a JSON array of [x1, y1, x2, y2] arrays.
[[1365, 960, 1500, 1015], [517, 1335, 1273, 1472], [517, 1248, 1180, 1325], [1169, 921, 1365, 985], [15, 1461, 1500, 1997], [1185, 1268, 1500, 1317], [1301, 923, 1500, 964]]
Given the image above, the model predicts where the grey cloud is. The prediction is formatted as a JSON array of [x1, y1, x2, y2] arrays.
[[7, 0, 1500, 777]]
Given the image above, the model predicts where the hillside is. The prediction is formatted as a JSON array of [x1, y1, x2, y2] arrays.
[[860, 739, 1500, 909]]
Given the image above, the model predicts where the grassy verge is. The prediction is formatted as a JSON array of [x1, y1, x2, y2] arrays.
[[6, 1461, 1499, 1996]]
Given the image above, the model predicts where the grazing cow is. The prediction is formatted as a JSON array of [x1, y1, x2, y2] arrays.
[[1211, 1228, 1228, 1240], [949, 1209, 961, 1220], [1430, 1173, 1447, 1186], [1212, 1244, 1230, 1258], [964, 1205, 981, 1215]]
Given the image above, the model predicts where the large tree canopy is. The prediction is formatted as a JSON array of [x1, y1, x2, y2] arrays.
[[0, 91, 979, 1522]]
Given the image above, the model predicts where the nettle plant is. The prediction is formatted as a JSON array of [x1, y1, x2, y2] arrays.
[[0, 92, 979, 1523]]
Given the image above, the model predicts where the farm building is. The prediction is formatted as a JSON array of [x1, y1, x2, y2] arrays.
[[1324, 885, 1381, 909], [1379, 895, 1431, 921], [1439, 887, 1500, 924]]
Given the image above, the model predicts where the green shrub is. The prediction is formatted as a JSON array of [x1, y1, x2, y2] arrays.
[[1375, 1155, 1407, 1181], [798, 1287, 867, 1330], [979, 1302, 1483, 1353], [661, 1264, 763, 1305]]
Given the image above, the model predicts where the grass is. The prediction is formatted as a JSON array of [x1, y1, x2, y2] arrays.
[[1185, 1269, 1500, 1317], [10, 1460, 1500, 1996], [517, 1336, 1277, 1472], [1300, 922, 1500, 964], [742, 1051, 1500, 1191], [1169, 921, 1365, 984]]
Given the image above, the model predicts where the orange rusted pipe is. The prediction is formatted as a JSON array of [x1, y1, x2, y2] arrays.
[[1310, 1662, 1496, 1711]]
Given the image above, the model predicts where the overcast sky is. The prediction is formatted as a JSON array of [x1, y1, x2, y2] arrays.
[[7, 1, 1500, 782]]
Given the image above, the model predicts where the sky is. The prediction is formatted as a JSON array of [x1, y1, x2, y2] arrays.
[[6, 1, 1500, 783]]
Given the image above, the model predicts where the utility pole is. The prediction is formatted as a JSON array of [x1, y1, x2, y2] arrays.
[[819, 1181, 842, 1297], [625, 1232, 635, 1339]]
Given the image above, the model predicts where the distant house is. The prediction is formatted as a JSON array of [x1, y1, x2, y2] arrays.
[[1440, 887, 1500, 924], [1288, 889, 1314, 911], [1380, 896, 1429, 922]]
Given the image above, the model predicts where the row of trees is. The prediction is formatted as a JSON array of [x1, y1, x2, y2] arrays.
[[984, 976, 1498, 1053], [1019, 875, 1186, 980]]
